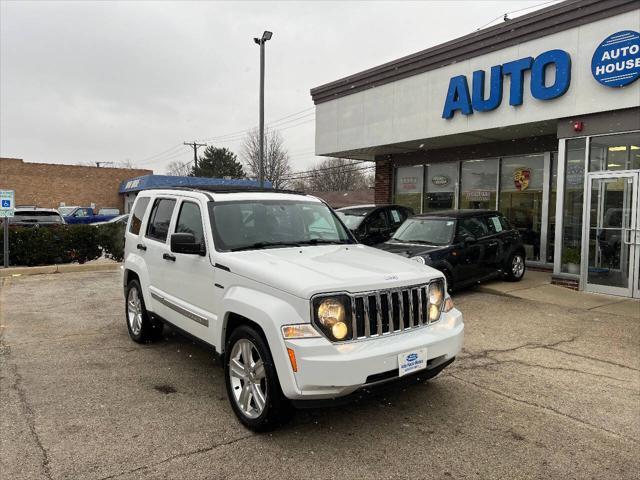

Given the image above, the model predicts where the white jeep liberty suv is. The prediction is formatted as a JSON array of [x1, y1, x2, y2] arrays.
[[122, 187, 464, 431]]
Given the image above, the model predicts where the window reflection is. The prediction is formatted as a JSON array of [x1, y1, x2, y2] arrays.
[[460, 159, 498, 210], [498, 154, 545, 261]]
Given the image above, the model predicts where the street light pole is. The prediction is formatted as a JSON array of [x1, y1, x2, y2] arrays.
[[254, 31, 272, 188]]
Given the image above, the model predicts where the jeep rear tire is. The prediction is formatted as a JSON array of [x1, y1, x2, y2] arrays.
[[125, 280, 163, 343], [224, 325, 291, 432]]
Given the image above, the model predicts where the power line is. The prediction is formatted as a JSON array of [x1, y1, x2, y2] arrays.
[[476, 0, 561, 31], [135, 107, 315, 165], [286, 164, 375, 181], [198, 115, 314, 144], [184, 141, 207, 170]]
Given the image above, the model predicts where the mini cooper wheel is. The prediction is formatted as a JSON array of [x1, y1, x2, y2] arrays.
[[125, 280, 163, 343], [505, 252, 526, 282], [224, 325, 291, 432]]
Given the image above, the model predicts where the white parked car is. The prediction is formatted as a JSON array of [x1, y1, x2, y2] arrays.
[[122, 187, 464, 431]]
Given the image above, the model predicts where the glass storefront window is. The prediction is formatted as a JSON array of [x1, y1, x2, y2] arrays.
[[423, 162, 458, 211], [460, 159, 498, 209], [394, 165, 423, 213], [547, 152, 558, 263], [589, 132, 640, 171], [560, 138, 586, 274], [498, 154, 545, 261]]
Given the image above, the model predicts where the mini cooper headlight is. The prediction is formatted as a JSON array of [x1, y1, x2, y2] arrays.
[[428, 280, 445, 322], [312, 295, 352, 341], [412, 256, 426, 265]]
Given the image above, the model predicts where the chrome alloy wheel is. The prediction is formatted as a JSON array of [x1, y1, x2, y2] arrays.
[[512, 254, 525, 278], [127, 287, 143, 336], [229, 339, 267, 419]]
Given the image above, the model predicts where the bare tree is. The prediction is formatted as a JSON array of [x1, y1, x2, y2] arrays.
[[241, 128, 292, 189], [166, 159, 192, 177], [304, 158, 374, 192]]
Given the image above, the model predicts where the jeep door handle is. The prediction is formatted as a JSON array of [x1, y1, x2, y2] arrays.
[[136, 244, 147, 251], [163, 253, 176, 262]]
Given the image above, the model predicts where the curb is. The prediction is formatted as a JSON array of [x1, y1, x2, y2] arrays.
[[0, 262, 121, 277]]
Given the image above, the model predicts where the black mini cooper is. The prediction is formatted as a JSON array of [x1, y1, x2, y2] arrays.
[[376, 210, 526, 291]]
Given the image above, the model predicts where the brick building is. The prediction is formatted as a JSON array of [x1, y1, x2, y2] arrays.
[[0, 157, 152, 212]]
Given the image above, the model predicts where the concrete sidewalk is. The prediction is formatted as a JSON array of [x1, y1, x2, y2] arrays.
[[0, 260, 120, 277], [478, 270, 640, 319]]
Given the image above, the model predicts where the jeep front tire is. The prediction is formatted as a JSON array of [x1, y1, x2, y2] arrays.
[[224, 325, 291, 431]]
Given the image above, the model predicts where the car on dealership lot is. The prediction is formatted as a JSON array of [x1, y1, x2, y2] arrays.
[[10, 207, 65, 227], [335, 204, 414, 245], [122, 187, 463, 431], [62, 206, 120, 224], [376, 210, 526, 291]]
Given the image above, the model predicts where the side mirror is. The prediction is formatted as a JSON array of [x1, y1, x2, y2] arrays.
[[170, 233, 204, 255]]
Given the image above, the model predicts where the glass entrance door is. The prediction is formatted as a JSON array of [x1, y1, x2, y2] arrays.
[[583, 172, 640, 297]]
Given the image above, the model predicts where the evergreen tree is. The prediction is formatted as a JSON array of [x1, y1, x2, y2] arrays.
[[192, 146, 245, 178]]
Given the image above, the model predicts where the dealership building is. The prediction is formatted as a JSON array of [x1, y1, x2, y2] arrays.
[[311, 0, 640, 298]]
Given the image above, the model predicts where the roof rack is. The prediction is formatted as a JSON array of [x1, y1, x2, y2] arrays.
[[156, 185, 307, 195]]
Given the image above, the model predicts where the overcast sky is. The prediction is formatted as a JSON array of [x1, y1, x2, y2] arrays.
[[0, 0, 559, 174]]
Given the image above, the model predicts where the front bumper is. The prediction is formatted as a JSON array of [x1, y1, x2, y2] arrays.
[[282, 307, 463, 400]]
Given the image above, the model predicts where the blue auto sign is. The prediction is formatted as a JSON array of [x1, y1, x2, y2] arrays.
[[591, 30, 640, 88]]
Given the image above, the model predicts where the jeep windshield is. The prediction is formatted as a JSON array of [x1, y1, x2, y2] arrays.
[[209, 200, 354, 252], [390, 217, 456, 246]]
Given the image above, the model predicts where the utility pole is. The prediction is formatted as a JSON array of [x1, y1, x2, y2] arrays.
[[184, 141, 207, 172], [254, 31, 273, 188]]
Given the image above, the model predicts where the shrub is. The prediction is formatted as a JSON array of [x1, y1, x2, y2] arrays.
[[0, 223, 105, 266], [96, 223, 126, 262]]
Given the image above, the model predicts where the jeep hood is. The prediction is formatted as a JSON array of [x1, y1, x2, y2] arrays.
[[220, 244, 442, 299]]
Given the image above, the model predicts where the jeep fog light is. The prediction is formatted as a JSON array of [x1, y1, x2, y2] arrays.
[[331, 321, 348, 340]]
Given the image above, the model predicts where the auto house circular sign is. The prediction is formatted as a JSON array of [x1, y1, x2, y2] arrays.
[[432, 175, 450, 186], [591, 30, 640, 87]]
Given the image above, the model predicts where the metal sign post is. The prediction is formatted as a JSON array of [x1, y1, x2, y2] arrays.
[[0, 190, 15, 268]]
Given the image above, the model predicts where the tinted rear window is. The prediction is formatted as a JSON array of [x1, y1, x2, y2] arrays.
[[13, 211, 63, 223], [145, 198, 175, 242], [129, 197, 150, 235]]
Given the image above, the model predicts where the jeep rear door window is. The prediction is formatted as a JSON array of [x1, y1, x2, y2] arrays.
[[129, 197, 150, 235], [146, 198, 176, 242], [209, 200, 353, 251], [175, 201, 204, 245]]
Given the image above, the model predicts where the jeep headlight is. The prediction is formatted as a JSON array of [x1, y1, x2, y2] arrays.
[[312, 295, 352, 341], [428, 280, 445, 322]]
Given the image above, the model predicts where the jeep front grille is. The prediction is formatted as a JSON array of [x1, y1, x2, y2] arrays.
[[350, 282, 439, 339]]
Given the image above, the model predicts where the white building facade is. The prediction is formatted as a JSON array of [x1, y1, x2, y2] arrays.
[[311, 0, 640, 297]]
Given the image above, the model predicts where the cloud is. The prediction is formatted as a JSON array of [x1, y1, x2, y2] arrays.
[[0, 0, 554, 172]]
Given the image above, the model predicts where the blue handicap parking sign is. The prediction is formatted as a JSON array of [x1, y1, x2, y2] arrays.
[[1, 200, 10, 208]]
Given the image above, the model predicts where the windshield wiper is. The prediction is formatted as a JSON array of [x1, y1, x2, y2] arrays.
[[230, 241, 301, 252], [297, 239, 349, 245], [393, 239, 435, 245]]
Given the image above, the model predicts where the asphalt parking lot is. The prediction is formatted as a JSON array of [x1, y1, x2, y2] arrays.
[[1, 270, 638, 480]]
